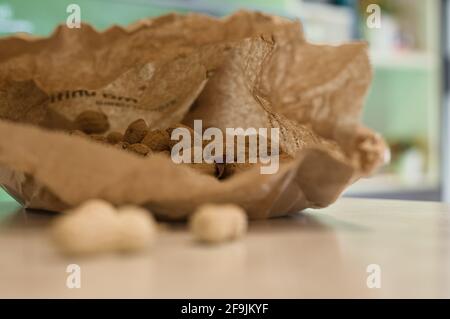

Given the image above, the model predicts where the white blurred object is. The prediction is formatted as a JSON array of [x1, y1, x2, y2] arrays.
[[285, 0, 353, 44], [365, 14, 400, 52], [399, 148, 425, 185], [384, 146, 392, 166], [0, 4, 34, 34]]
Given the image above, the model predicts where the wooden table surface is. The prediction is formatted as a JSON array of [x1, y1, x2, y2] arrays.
[[0, 198, 449, 298]]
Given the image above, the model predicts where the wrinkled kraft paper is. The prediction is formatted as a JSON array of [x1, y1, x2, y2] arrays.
[[0, 11, 385, 219]]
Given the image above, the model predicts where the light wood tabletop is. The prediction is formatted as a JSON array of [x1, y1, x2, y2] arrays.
[[0, 197, 449, 298]]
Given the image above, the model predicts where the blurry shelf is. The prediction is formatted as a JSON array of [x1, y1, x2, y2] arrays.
[[291, 1, 352, 22], [370, 51, 438, 70], [296, 2, 353, 44], [345, 173, 438, 196]]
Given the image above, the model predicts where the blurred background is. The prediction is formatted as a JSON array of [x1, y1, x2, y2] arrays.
[[1, 0, 449, 203]]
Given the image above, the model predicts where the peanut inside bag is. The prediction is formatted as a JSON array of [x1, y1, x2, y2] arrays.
[[0, 11, 385, 219]]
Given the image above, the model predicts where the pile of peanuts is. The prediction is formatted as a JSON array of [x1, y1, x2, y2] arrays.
[[70, 110, 223, 177], [71, 110, 171, 156], [70, 110, 278, 179]]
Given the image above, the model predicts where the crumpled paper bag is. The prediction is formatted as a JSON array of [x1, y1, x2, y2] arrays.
[[0, 11, 385, 219]]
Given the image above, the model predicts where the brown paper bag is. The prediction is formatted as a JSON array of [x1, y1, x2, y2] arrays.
[[0, 11, 385, 219]]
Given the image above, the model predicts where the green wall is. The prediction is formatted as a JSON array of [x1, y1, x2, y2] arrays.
[[1, 0, 182, 36], [363, 67, 436, 141], [1, 0, 290, 36]]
